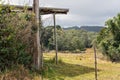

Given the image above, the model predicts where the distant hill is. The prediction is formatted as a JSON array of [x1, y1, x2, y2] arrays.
[[63, 26, 104, 32], [80, 26, 104, 32], [63, 26, 80, 30]]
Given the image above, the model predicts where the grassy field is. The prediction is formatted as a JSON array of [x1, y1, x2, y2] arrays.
[[0, 48, 120, 80], [43, 48, 120, 80]]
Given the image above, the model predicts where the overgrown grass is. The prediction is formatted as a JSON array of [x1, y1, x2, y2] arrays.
[[43, 49, 120, 80], [0, 65, 42, 80]]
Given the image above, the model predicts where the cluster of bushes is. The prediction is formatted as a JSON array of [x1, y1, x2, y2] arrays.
[[42, 26, 97, 52], [97, 14, 120, 62], [0, 5, 34, 71]]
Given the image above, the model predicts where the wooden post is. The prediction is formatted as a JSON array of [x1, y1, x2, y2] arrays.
[[53, 14, 58, 64], [94, 45, 98, 80], [39, 15, 43, 69], [33, 0, 42, 70]]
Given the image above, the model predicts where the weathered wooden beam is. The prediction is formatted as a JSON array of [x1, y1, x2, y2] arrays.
[[53, 14, 58, 64], [2, 5, 69, 15], [94, 45, 98, 80], [33, 0, 42, 70]]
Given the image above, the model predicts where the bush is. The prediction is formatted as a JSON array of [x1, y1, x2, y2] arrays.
[[0, 5, 33, 71]]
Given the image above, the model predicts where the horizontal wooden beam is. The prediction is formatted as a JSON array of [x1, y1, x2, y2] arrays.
[[2, 5, 69, 15]]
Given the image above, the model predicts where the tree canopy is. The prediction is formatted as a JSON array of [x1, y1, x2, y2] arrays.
[[42, 25, 97, 52], [97, 14, 120, 62]]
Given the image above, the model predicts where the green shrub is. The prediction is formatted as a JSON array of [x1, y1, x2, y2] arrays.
[[0, 5, 32, 71]]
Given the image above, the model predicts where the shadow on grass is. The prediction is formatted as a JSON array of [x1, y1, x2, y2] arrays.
[[43, 59, 101, 80]]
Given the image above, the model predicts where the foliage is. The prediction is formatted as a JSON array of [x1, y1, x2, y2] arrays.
[[57, 30, 97, 51], [41, 25, 62, 50], [97, 14, 120, 62], [42, 26, 97, 52], [0, 5, 33, 71]]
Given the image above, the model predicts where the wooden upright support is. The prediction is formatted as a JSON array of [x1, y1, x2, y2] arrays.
[[94, 45, 98, 80], [33, 0, 42, 70], [53, 14, 58, 64]]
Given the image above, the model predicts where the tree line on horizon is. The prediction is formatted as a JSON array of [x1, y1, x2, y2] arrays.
[[41, 25, 98, 52]]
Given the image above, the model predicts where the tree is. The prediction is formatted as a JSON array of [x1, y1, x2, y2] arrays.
[[97, 13, 120, 62], [42, 25, 97, 52]]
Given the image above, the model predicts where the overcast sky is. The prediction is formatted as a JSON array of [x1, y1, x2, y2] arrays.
[[2, 0, 120, 27]]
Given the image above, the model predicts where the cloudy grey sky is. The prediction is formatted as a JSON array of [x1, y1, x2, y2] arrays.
[[2, 0, 120, 27]]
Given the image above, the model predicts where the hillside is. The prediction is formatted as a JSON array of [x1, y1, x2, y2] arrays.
[[63, 26, 104, 32], [80, 26, 104, 32], [63, 26, 80, 30]]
